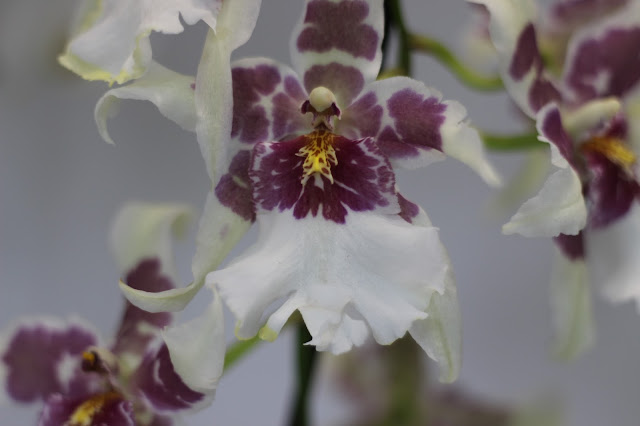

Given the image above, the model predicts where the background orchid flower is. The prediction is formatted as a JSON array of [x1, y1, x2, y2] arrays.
[[58, 0, 224, 84], [0, 203, 224, 425], [474, 0, 640, 358]]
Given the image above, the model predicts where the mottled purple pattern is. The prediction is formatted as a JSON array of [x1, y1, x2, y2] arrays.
[[551, 0, 628, 29], [251, 135, 396, 224], [584, 152, 640, 229], [303, 63, 365, 107], [273, 76, 308, 140], [540, 107, 576, 167], [341, 92, 382, 139], [2, 323, 97, 402], [112, 259, 174, 356], [510, 24, 542, 80], [376, 88, 446, 159], [214, 150, 256, 221], [134, 344, 204, 411], [297, 0, 378, 60], [39, 393, 135, 426], [509, 24, 561, 112], [553, 232, 585, 260], [231, 64, 281, 144], [398, 193, 420, 223], [566, 28, 640, 100]]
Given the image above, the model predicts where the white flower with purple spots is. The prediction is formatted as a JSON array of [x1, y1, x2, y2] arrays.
[[116, 0, 501, 382], [476, 0, 640, 357], [0, 204, 224, 425]]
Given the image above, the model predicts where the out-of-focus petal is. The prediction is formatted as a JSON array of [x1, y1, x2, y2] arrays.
[[39, 393, 135, 426], [58, 0, 223, 83], [343, 77, 501, 186], [112, 259, 174, 357], [109, 203, 192, 281], [502, 166, 586, 237], [549, 248, 594, 360], [290, 0, 384, 93], [1, 318, 100, 403], [95, 62, 196, 145], [589, 204, 640, 308], [563, 0, 640, 102], [470, 0, 561, 117]]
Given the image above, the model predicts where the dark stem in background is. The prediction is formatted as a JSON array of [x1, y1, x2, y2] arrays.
[[288, 324, 318, 426], [387, 0, 412, 75]]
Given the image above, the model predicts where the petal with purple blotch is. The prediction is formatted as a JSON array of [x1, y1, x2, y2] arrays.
[[132, 343, 206, 412], [231, 58, 309, 146], [471, 0, 561, 117], [290, 0, 383, 87], [547, 0, 629, 34], [112, 259, 175, 357], [39, 392, 135, 426], [345, 77, 500, 185], [1, 318, 100, 403], [564, 1, 640, 101], [250, 134, 398, 224]]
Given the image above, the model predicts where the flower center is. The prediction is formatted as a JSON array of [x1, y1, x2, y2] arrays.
[[581, 136, 636, 173], [296, 129, 338, 185], [301, 86, 341, 130], [68, 391, 121, 426]]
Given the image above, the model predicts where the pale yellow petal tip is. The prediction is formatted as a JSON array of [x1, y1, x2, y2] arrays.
[[57, 51, 137, 85], [258, 326, 278, 342]]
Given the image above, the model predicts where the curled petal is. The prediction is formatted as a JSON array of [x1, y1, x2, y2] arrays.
[[589, 204, 640, 308], [95, 62, 196, 145], [58, 0, 222, 83], [502, 166, 586, 237], [549, 248, 594, 360], [109, 203, 192, 281], [290, 0, 384, 91], [1, 317, 100, 403]]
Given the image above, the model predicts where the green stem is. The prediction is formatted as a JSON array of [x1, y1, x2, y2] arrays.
[[480, 131, 546, 151], [223, 336, 262, 372], [388, 0, 412, 75], [288, 324, 318, 426], [409, 33, 504, 92]]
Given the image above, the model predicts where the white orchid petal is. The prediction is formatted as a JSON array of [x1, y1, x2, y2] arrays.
[[212, 210, 447, 353], [109, 202, 192, 279], [59, 0, 223, 83], [588, 204, 640, 308], [162, 286, 225, 394], [503, 166, 587, 237], [95, 62, 196, 145], [550, 249, 594, 360]]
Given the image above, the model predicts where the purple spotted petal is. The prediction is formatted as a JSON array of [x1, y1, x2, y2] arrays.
[[251, 134, 398, 225], [231, 58, 308, 146], [112, 259, 174, 356], [1, 319, 99, 403], [554, 232, 586, 260], [538, 105, 577, 167], [549, 0, 629, 31], [214, 150, 256, 222], [303, 63, 365, 108], [584, 152, 640, 229], [132, 344, 205, 412], [565, 24, 640, 101], [39, 393, 134, 426], [291, 0, 384, 88], [398, 193, 420, 224]]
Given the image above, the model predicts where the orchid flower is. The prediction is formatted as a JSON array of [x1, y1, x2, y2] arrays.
[[474, 0, 640, 358], [0, 204, 224, 425]]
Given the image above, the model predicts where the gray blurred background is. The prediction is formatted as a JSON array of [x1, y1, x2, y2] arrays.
[[1, 1, 639, 425]]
